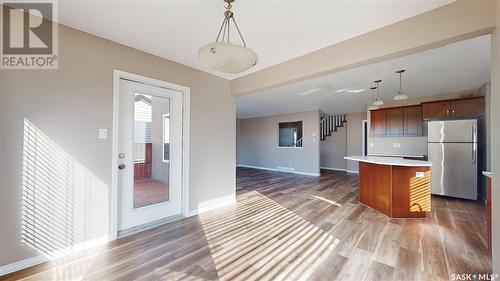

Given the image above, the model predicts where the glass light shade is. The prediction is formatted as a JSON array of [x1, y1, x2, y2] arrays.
[[368, 104, 379, 110], [198, 42, 258, 74], [394, 91, 408, 100], [373, 99, 384, 106]]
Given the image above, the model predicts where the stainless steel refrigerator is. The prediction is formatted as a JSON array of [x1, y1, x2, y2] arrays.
[[428, 119, 479, 200]]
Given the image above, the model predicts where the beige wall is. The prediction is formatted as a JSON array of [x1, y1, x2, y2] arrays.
[[346, 112, 367, 172], [231, 1, 496, 96], [491, 0, 500, 274], [238, 111, 320, 175], [320, 112, 366, 173], [0, 23, 235, 266], [320, 124, 347, 171], [236, 119, 241, 165]]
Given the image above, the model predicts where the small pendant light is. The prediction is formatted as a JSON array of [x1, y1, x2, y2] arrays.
[[372, 80, 384, 106], [368, 86, 379, 110], [394, 69, 408, 100]]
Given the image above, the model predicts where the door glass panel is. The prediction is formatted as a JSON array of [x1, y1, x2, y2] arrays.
[[133, 93, 170, 208]]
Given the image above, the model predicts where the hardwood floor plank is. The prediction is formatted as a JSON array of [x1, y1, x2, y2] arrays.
[[1, 167, 490, 281]]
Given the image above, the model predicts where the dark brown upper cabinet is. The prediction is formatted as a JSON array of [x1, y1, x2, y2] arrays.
[[387, 107, 404, 137], [403, 105, 423, 137], [450, 97, 484, 117], [422, 97, 484, 119], [422, 100, 450, 119], [370, 105, 423, 138], [371, 109, 387, 137]]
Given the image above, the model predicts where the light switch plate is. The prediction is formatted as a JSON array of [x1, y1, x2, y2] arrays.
[[369, 143, 374, 148], [393, 143, 401, 148], [99, 129, 108, 139]]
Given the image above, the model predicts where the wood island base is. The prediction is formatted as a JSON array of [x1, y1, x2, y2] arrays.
[[359, 162, 431, 218]]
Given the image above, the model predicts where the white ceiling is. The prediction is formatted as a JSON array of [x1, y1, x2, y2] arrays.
[[237, 35, 491, 119], [58, 0, 453, 79]]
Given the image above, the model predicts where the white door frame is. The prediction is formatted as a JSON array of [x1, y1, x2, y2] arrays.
[[110, 70, 190, 240]]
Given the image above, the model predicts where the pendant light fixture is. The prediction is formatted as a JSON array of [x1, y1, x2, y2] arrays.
[[394, 69, 408, 100], [198, 0, 258, 74], [372, 80, 384, 106], [368, 86, 379, 110]]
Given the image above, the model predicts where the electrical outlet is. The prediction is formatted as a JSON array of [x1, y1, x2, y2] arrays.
[[415, 172, 425, 178], [393, 143, 401, 148]]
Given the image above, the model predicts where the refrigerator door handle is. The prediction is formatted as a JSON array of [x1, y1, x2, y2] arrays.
[[472, 123, 477, 143], [472, 143, 477, 164]]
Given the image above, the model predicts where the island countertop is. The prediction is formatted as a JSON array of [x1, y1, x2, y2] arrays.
[[344, 156, 432, 167]]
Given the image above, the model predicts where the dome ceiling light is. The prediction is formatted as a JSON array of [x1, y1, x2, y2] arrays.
[[198, 0, 258, 74], [394, 69, 409, 100]]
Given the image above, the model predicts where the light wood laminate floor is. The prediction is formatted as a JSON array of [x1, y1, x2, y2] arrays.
[[2, 168, 491, 281]]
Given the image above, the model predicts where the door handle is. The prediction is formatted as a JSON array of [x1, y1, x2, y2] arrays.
[[118, 164, 126, 170]]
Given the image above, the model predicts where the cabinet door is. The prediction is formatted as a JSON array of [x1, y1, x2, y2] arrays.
[[422, 101, 451, 119], [387, 108, 404, 137], [370, 109, 387, 137], [404, 105, 423, 137], [450, 98, 484, 118]]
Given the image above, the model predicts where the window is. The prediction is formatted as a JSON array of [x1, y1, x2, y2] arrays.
[[278, 121, 303, 147]]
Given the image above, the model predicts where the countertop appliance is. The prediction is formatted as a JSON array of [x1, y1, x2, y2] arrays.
[[428, 119, 479, 200]]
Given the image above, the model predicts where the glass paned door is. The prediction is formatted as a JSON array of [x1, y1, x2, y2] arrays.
[[118, 79, 182, 232]]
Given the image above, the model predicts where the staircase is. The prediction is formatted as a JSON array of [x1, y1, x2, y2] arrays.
[[320, 114, 346, 141]]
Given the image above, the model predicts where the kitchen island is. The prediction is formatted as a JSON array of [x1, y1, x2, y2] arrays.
[[345, 156, 432, 218]]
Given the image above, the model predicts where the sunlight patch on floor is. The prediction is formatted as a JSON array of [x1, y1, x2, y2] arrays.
[[199, 191, 340, 281]]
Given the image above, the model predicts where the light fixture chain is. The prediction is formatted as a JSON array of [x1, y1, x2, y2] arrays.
[[215, 17, 226, 42], [232, 17, 247, 47], [222, 18, 228, 42], [376, 81, 380, 100], [399, 72, 403, 93]]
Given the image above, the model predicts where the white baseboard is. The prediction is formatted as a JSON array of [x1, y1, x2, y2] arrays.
[[237, 164, 320, 177], [237, 164, 276, 172], [188, 194, 236, 216], [321, 167, 346, 172], [0, 235, 110, 276], [293, 171, 321, 176], [321, 167, 359, 174], [0, 255, 49, 276], [185, 209, 199, 217]]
